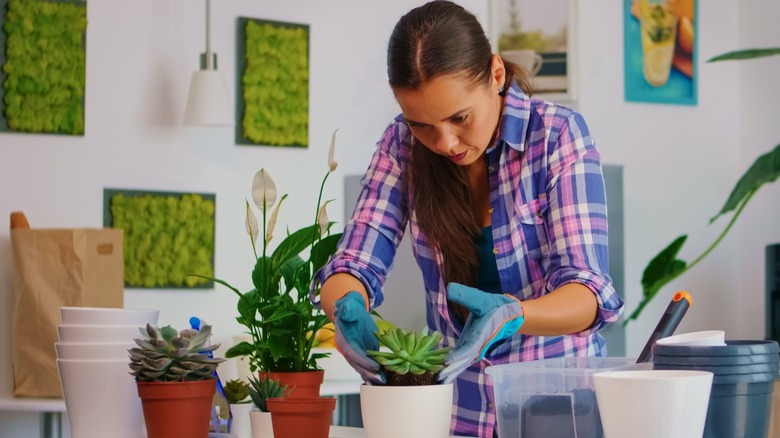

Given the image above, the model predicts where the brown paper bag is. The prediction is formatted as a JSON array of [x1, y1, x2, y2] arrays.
[[10, 228, 124, 398]]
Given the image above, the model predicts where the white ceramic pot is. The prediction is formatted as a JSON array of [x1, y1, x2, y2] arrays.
[[249, 410, 274, 438], [55, 341, 135, 360], [60, 306, 159, 326], [229, 403, 253, 437], [360, 383, 453, 438], [593, 369, 713, 438], [57, 358, 144, 438], [57, 324, 143, 343]]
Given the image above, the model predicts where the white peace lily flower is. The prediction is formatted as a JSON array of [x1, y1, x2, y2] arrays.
[[328, 128, 339, 172], [252, 169, 277, 210], [317, 199, 333, 236], [245, 200, 259, 244], [265, 194, 288, 246]]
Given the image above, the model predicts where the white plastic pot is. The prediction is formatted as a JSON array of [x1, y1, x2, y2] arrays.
[[360, 383, 453, 438], [249, 409, 274, 438]]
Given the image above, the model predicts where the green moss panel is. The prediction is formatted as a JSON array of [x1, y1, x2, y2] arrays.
[[241, 19, 309, 147], [106, 190, 216, 289], [2, 0, 87, 135]]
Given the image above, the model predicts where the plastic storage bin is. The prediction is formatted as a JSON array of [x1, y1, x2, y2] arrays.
[[486, 357, 643, 438]]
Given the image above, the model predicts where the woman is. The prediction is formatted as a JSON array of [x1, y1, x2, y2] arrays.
[[312, 1, 624, 436]]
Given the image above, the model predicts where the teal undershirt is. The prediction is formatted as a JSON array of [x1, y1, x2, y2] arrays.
[[476, 225, 502, 294]]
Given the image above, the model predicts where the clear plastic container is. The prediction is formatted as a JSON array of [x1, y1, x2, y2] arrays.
[[486, 357, 645, 438]]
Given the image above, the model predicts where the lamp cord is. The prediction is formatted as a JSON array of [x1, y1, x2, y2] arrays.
[[205, 0, 213, 70]]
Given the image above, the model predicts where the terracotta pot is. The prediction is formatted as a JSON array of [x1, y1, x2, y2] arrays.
[[249, 409, 274, 438], [360, 383, 453, 438], [259, 370, 324, 398], [266, 397, 336, 438], [137, 379, 216, 438]]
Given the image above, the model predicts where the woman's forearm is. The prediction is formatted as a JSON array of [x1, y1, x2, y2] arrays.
[[519, 282, 599, 336], [318, 272, 370, 320]]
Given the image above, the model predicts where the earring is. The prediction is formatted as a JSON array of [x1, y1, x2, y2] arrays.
[[498, 86, 504, 94]]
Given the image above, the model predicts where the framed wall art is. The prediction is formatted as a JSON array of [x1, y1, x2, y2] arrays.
[[0, 0, 87, 135], [103, 189, 216, 289], [236, 17, 309, 147], [624, 0, 697, 105], [488, 0, 576, 102]]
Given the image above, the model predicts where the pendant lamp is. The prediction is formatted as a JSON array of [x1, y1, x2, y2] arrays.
[[183, 0, 232, 126]]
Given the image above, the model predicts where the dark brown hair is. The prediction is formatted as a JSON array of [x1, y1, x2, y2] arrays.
[[387, 1, 530, 288]]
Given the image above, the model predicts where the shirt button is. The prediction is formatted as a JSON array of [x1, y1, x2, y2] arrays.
[[488, 207, 494, 214], [492, 248, 499, 255], [488, 165, 495, 172]]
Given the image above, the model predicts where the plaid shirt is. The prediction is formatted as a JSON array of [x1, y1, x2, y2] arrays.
[[313, 82, 624, 437]]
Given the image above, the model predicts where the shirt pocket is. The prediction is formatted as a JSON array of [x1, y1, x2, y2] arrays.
[[515, 195, 550, 261]]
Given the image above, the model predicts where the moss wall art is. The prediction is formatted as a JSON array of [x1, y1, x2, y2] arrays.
[[103, 189, 216, 289], [237, 17, 309, 147], [1, 0, 87, 135]]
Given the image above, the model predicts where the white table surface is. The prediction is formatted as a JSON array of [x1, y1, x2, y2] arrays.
[[330, 426, 463, 438]]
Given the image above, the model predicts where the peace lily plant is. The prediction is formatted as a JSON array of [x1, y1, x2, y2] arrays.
[[201, 130, 342, 372]]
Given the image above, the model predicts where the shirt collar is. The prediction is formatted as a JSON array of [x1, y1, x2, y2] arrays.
[[493, 81, 532, 154]]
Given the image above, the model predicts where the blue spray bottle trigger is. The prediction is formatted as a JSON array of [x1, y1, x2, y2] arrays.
[[189, 316, 201, 331]]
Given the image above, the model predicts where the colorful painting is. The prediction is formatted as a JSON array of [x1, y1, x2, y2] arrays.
[[489, 0, 574, 102], [103, 189, 216, 289], [624, 0, 697, 105], [0, 0, 87, 135], [236, 17, 309, 147]]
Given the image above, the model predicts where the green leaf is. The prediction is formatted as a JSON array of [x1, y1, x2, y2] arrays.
[[264, 307, 299, 324], [269, 224, 320, 272], [708, 48, 780, 62], [225, 341, 255, 358], [279, 256, 305, 293], [710, 144, 780, 223], [311, 233, 342, 274], [625, 235, 688, 323]]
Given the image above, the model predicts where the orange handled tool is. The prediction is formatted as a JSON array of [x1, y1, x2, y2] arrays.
[[636, 291, 693, 363]]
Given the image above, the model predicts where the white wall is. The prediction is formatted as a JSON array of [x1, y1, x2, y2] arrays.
[[1, 0, 777, 434]]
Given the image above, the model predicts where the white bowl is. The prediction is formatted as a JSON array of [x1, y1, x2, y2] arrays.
[[57, 358, 144, 438], [58, 324, 144, 343], [656, 330, 726, 347], [60, 306, 159, 326], [55, 341, 135, 360], [593, 370, 713, 438]]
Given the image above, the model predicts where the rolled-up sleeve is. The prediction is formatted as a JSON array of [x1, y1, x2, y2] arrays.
[[311, 122, 409, 310], [545, 111, 624, 335]]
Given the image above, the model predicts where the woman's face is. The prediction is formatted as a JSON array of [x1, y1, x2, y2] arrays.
[[394, 56, 505, 169]]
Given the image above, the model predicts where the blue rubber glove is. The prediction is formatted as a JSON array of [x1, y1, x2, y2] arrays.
[[438, 283, 525, 384], [333, 291, 385, 385]]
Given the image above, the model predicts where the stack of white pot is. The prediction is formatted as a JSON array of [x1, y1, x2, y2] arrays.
[[55, 307, 159, 438]]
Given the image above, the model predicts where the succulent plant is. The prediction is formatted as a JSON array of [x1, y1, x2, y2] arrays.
[[367, 327, 451, 386], [128, 323, 225, 382], [224, 379, 250, 404], [246, 375, 289, 412]]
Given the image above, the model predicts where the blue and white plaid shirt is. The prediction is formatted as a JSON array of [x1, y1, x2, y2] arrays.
[[313, 82, 624, 437]]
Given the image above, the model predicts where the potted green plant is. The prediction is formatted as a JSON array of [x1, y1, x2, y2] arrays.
[[246, 375, 288, 438], [128, 323, 225, 438], [625, 48, 780, 324], [224, 379, 252, 437], [200, 130, 342, 396], [361, 327, 453, 438]]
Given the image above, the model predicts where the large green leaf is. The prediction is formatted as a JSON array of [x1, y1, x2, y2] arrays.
[[311, 233, 342, 274], [708, 48, 780, 62], [279, 255, 306, 293], [710, 144, 780, 223], [225, 341, 256, 358], [625, 235, 689, 323], [269, 224, 320, 272]]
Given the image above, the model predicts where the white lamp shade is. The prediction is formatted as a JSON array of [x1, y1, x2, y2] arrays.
[[183, 70, 232, 126]]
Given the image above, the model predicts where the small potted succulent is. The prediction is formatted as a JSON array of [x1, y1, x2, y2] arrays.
[[361, 327, 453, 438], [246, 375, 288, 438], [224, 379, 252, 437], [128, 323, 225, 438]]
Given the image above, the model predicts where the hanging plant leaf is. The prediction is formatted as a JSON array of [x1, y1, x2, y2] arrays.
[[708, 48, 780, 62], [710, 144, 780, 223]]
